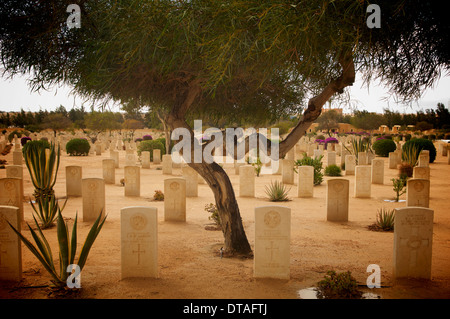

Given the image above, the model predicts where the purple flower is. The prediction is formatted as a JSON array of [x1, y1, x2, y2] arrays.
[[143, 135, 153, 140], [324, 137, 338, 144]]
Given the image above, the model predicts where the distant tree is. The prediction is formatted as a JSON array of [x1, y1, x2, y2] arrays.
[[122, 118, 145, 139], [436, 103, 450, 129], [316, 110, 341, 136], [42, 113, 73, 136], [350, 110, 384, 132], [84, 111, 122, 142]]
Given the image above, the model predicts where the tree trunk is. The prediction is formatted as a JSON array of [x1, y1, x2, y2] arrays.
[[191, 162, 253, 257]]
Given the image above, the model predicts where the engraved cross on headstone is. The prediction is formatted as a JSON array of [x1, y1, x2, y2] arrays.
[[265, 241, 279, 261], [133, 244, 145, 265]]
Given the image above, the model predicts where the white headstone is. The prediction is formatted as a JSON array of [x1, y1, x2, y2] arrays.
[[254, 206, 290, 280], [393, 207, 433, 280], [281, 159, 294, 185], [66, 166, 82, 197], [141, 151, 150, 169], [326, 179, 349, 222], [0, 178, 23, 222], [371, 158, 384, 185], [6, 165, 24, 196], [102, 159, 116, 184], [354, 166, 371, 198], [162, 154, 172, 175], [297, 165, 314, 198], [406, 179, 430, 208], [121, 206, 158, 279], [0, 206, 22, 281], [124, 166, 140, 197], [239, 165, 255, 197], [164, 178, 186, 222], [345, 155, 355, 175], [182, 166, 198, 197], [82, 178, 106, 222]]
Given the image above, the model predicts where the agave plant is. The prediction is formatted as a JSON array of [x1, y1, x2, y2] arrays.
[[264, 180, 290, 202], [344, 136, 373, 165], [8, 210, 106, 288], [22, 140, 64, 228], [375, 208, 395, 231]]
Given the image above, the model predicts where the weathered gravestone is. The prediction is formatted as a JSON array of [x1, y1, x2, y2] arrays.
[[0, 206, 22, 281], [12, 150, 22, 165], [358, 152, 368, 165], [102, 159, 116, 184], [121, 206, 158, 279], [141, 151, 150, 169], [254, 206, 290, 280], [388, 152, 398, 169], [371, 158, 384, 185], [281, 159, 294, 185], [124, 166, 140, 197], [82, 178, 106, 222], [297, 165, 314, 198], [418, 152, 429, 168], [125, 153, 137, 166], [354, 166, 371, 198], [182, 166, 198, 197], [153, 149, 161, 164], [327, 151, 336, 166], [345, 155, 355, 175], [326, 179, 349, 222], [0, 178, 23, 222], [393, 207, 434, 280], [6, 165, 24, 196], [164, 178, 186, 222], [110, 150, 120, 168], [239, 165, 255, 197], [413, 166, 430, 180], [406, 179, 430, 208], [66, 166, 82, 197], [162, 154, 172, 175]]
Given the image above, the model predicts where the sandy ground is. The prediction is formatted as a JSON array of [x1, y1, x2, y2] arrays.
[[1, 141, 450, 300]]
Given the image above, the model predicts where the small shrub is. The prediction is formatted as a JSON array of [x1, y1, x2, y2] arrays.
[[375, 208, 395, 231], [392, 176, 407, 201], [315, 270, 363, 299], [138, 140, 165, 161], [7, 130, 22, 142], [264, 180, 290, 202], [205, 203, 221, 226], [153, 190, 164, 201], [66, 138, 90, 156], [324, 164, 342, 176], [372, 138, 397, 157], [402, 138, 436, 163], [295, 153, 324, 185]]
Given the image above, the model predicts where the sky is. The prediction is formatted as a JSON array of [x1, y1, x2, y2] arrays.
[[0, 71, 449, 115]]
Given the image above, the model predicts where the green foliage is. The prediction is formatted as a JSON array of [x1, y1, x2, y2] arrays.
[[402, 138, 437, 163], [138, 140, 165, 161], [22, 140, 62, 228], [8, 210, 106, 288], [324, 164, 342, 176], [264, 180, 290, 202], [401, 142, 419, 167], [375, 208, 395, 231], [205, 203, 221, 226], [295, 153, 324, 185], [315, 270, 363, 299], [344, 137, 373, 165], [372, 139, 397, 157], [22, 139, 50, 155], [66, 138, 91, 156], [249, 157, 263, 177], [391, 175, 407, 202]]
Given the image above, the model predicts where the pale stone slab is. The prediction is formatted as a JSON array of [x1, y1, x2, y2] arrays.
[[125, 153, 137, 166], [393, 207, 433, 280], [121, 206, 158, 279], [371, 158, 384, 185], [406, 179, 430, 208], [182, 166, 198, 197], [0, 178, 23, 222], [102, 159, 116, 184], [254, 206, 290, 280], [418, 153, 429, 168], [345, 155, 355, 175], [162, 154, 172, 175], [239, 165, 255, 197], [281, 159, 294, 185], [164, 178, 186, 222], [413, 166, 430, 180], [141, 151, 150, 169], [66, 166, 82, 197], [0, 206, 22, 281], [358, 152, 368, 165], [388, 152, 398, 169], [326, 179, 349, 222], [355, 166, 371, 198], [327, 151, 336, 167], [124, 166, 140, 197], [110, 150, 120, 168], [6, 165, 24, 196], [153, 149, 161, 164], [82, 178, 106, 222], [297, 165, 313, 198], [12, 150, 22, 165]]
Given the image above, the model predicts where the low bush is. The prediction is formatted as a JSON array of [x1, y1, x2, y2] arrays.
[[315, 270, 363, 299], [137, 139, 165, 161], [372, 138, 397, 157], [264, 180, 290, 202], [66, 138, 90, 156], [324, 164, 342, 176], [295, 153, 324, 185], [402, 138, 437, 163]]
